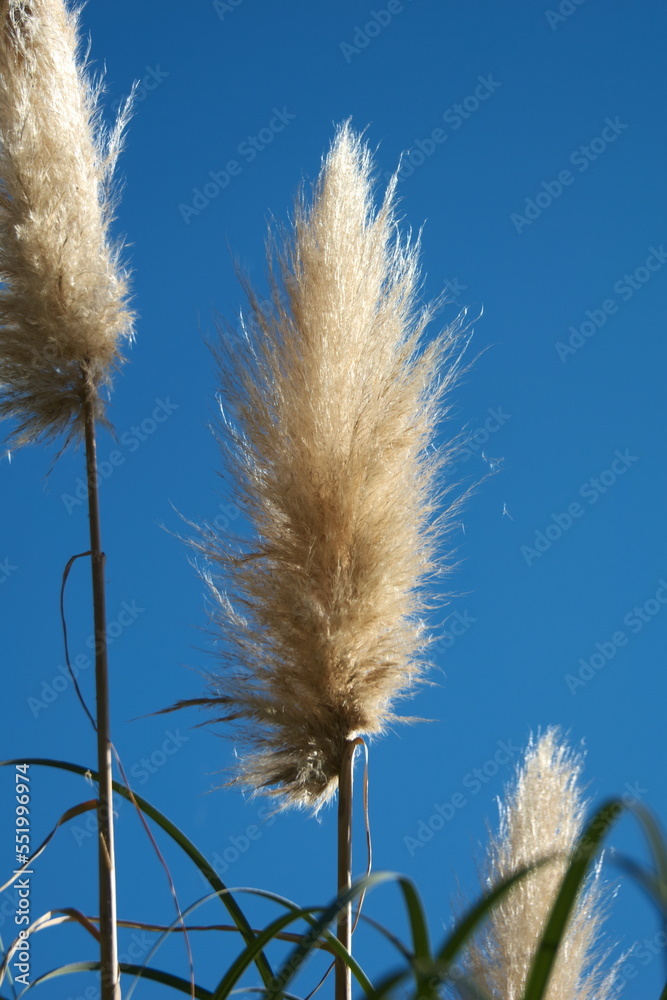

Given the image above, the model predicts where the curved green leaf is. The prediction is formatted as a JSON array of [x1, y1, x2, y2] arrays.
[[12, 960, 212, 998], [397, 877, 432, 992], [268, 871, 435, 1000], [120, 962, 213, 998], [209, 886, 374, 1000], [633, 803, 667, 916], [0, 758, 274, 989], [369, 857, 553, 1000], [522, 798, 627, 1000], [613, 852, 664, 911], [213, 908, 323, 1000], [397, 878, 431, 962], [357, 913, 413, 963], [436, 859, 549, 968]]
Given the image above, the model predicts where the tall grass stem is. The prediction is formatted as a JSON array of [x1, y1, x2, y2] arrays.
[[83, 383, 120, 1000], [336, 738, 361, 1000]]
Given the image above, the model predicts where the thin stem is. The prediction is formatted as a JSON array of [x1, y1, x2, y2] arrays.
[[336, 738, 361, 1000], [83, 386, 120, 1000]]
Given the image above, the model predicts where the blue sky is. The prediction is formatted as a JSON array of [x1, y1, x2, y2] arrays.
[[2, 1, 667, 998]]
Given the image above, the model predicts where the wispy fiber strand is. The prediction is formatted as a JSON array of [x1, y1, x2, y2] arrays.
[[456, 728, 619, 1000], [176, 124, 469, 810], [0, 0, 133, 448]]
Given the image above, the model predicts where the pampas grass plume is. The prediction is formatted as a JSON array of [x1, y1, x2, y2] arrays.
[[0, 0, 134, 447], [458, 728, 620, 1000], [177, 124, 469, 810]]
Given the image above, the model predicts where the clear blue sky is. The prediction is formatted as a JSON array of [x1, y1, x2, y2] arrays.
[[2, 2, 667, 998]]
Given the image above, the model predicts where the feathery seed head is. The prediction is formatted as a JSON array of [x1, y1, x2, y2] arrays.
[[457, 728, 620, 1000], [0, 0, 133, 447], [182, 124, 469, 811]]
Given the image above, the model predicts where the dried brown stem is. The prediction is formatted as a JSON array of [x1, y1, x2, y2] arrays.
[[83, 381, 120, 1000], [336, 738, 362, 1000]]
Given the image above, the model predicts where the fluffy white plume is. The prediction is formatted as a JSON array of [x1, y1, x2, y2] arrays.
[[0, 0, 134, 446]]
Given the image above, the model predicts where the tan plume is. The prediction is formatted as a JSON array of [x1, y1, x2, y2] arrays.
[[173, 123, 470, 810], [458, 728, 620, 1000], [0, 0, 134, 447]]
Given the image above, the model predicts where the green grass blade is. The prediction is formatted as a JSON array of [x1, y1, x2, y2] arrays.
[[13, 960, 212, 998], [0, 758, 274, 988], [394, 877, 432, 993], [356, 913, 413, 962], [612, 852, 664, 910], [268, 874, 388, 1000], [624, 804, 667, 998], [209, 887, 374, 999], [120, 962, 214, 998], [632, 803, 667, 915], [396, 878, 431, 961], [267, 871, 435, 1000], [360, 967, 407, 1000], [374, 858, 554, 1000], [337, 878, 430, 997], [223, 991, 303, 1000], [212, 909, 319, 1000], [522, 798, 626, 1000], [436, 861, 549, 969]]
